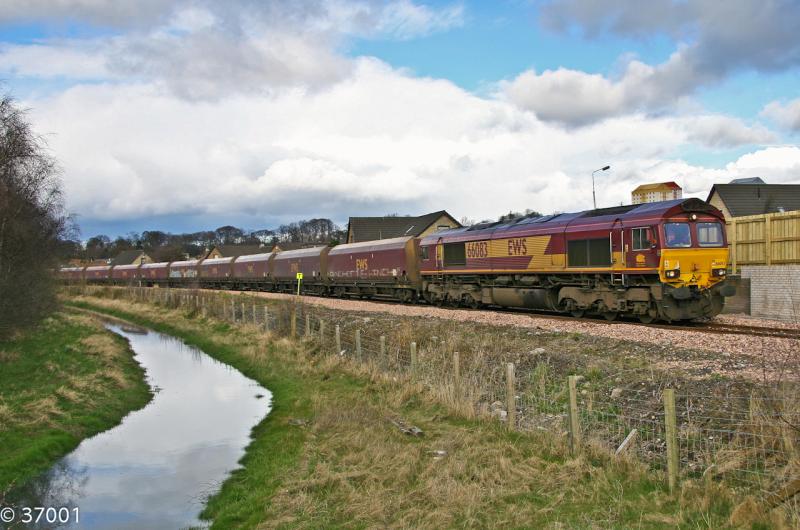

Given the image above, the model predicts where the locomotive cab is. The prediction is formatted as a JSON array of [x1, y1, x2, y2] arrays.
[[651, 201, 735, 320]]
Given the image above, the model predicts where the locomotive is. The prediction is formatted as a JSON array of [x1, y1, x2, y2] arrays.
[[61, 198, 735, 322]]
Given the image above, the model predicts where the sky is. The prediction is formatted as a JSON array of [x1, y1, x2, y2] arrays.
[[1, 0, 800, 238]]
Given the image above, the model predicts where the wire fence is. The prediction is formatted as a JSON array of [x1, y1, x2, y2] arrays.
[[71, 285, 800, 508]]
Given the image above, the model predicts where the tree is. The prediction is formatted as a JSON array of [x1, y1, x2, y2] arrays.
[[0, 94, 72, 338]]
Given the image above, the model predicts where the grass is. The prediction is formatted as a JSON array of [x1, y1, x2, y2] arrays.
[[0, 312, 152, 494], [65, 293, 794, 529]]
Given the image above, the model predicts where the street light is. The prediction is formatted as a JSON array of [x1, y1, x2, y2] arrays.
[[591, 165, 611, 210]]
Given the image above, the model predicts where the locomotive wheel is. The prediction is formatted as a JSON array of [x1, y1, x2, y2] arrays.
[[570, 309, 585, 318], [602, 312, 618, 321], [638, 314, 655, 324], [463, 294, 480, 309]]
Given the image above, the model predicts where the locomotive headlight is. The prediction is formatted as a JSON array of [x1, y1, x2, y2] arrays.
[[712, 268, 727, 277], [665, 269, 681, 279]]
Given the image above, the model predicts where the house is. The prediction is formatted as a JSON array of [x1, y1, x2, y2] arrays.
[[110, 250, 153, 266], [706, 179, 800, 219], [204, 244, 265, 259], [631, 182, 683, 204], [346, 210, 461, 243]]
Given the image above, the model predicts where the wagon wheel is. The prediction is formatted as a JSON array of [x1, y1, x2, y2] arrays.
[[602, 312, 619, 321], [570, 309, 586, 318], [638, 314, 655, 324]]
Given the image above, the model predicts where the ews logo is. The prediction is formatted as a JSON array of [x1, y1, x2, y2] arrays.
[[507, 238, 528, 255], [356, 259, 369, 271]]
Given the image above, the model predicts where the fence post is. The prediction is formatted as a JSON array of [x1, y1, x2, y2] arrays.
[[319, 320, 325, 346], [506, 362, 516, 431], [453, 351, 461, 399], [410, 342, 417, 375], [567, 375, 581, 455], [663, 388, 679, 494], [252, 302, 257, 324], [291, 306, 297, 337], [305, 314, 311, 337], [380, 335, 386, 357], [241, 302, 246, 324], [264, 306, 270, 331], [355, 329, 362, 361], [335, 324, 342, 354]]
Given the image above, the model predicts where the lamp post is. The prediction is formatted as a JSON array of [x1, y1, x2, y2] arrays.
[[591, 165, 611, 210]]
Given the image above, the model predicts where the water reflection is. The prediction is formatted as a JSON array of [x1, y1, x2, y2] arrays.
[[5, 325, 272, 530]]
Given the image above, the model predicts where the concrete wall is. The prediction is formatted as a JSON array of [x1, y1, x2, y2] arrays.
[[739, 265, 800, 322]]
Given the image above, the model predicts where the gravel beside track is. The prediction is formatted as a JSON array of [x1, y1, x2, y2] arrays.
[[231, 290, 799, 382]]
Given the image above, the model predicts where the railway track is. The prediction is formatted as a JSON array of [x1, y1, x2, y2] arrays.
[[486, 305, 800, 339], [90, 285, 800, 341], [234, 289, 800, 340]]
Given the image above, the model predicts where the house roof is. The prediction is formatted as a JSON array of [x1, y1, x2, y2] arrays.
[[632, 181, 681, 193], [271, 242, 317, 251], [207, 244, 264, 258], [110, 250, 148, 266], [729, 177, 765, 184], [347, 210, 460, 243], [706, 184, 800, 217]]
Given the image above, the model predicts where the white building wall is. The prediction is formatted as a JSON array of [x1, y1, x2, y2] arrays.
[[740, 265, 800, 321]]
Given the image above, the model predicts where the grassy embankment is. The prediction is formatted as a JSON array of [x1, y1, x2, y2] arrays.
[[66, 293, 782, 530], [0, 312, 152, 494]]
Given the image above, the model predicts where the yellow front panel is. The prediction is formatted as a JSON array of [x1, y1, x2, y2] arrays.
[[660, 248, 729, 288]]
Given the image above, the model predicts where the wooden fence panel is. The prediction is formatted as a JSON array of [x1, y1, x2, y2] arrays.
[[728, 211, 800, 270]]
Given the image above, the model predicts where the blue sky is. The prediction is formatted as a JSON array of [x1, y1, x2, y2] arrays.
[[1, 0, 799, 239]]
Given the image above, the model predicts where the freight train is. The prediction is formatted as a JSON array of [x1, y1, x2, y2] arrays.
[[61, 198, 736, 322]]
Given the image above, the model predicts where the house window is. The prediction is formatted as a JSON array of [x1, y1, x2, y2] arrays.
[[437, 225, 450, 231], [631, 227, 655, 251], [568, 238, 611, 267], [443, 242, 466, 266]]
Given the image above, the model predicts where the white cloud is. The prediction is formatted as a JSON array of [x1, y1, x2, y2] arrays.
[[504, 0, 800, 126], [0, 42, 111, 79], [24, 57, 800, 231], [678, 115, 777, 148], [761, 98, 800, 132]]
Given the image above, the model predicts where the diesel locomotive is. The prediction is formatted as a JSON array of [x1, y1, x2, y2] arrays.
[[61, 198, 735, 322]]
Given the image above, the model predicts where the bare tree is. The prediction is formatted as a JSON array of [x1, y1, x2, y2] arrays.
[[0, 93, 72, 338]]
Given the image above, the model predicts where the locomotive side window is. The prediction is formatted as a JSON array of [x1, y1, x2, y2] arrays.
[[631, 227, 655, 251], [568, 238, 611, 267], [420, 246, 429, 260], [665, 223, 692, 248], [443, 242, 466, 266], [697, 222, 723, 247]]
